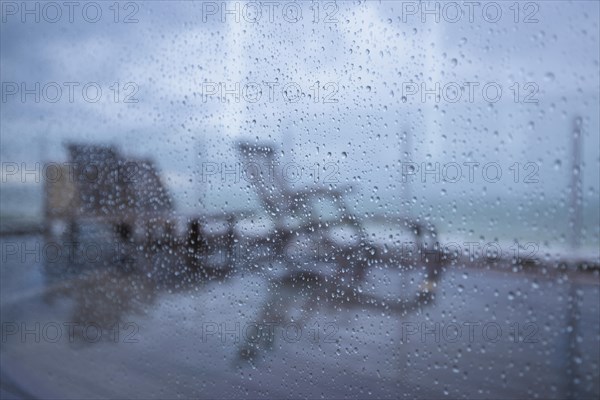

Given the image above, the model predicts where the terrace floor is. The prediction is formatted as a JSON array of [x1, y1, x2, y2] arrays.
[[1, 234, 599, 399]]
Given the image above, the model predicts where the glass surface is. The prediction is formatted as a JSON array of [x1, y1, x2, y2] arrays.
[[1, 1, 599, 399]]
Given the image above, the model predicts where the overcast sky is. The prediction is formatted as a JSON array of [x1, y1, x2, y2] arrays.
[[1, 1, 599, 236]]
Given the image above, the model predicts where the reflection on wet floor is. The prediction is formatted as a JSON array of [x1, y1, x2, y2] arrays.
[[1, 232, 599, 399]]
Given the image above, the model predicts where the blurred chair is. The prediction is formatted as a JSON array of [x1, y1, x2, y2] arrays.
[[236, 140, 444, 285], [236, 140, 447, 360]]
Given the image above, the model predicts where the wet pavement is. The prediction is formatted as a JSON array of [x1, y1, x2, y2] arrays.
[[1, 234, 599, 399]]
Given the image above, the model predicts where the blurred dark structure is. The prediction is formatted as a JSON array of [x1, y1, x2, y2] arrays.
[[42, 143, 235, 280], [44, 143, 174, 247]]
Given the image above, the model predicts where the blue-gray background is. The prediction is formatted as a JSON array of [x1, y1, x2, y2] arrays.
[[1, 1, 599, 251]]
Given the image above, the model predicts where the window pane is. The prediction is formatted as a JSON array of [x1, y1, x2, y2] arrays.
[[1, 1, 599, 399]]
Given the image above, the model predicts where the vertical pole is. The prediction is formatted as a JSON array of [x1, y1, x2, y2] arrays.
[[569, 116, 583, 249], [401, 127, 412, 208]]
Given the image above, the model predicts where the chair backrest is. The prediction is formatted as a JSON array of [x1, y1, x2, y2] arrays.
[[236, 141, 294, 222], [128, 158, 173, 213], [65, 144, 173, 217], [236, 140, 371, 248], [67, 144, 125, 216]]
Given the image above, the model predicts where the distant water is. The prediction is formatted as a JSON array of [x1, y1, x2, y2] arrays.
[[2, 183, 598, 255]]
